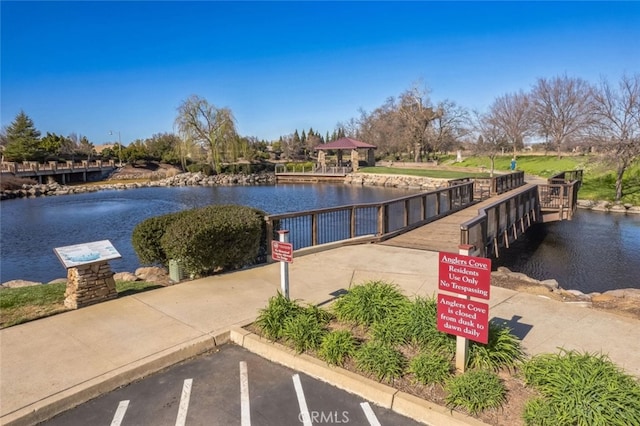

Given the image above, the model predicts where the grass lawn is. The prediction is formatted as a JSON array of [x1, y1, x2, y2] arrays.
[[370, 155, 640, 205], [358, 167, 490, 179], [0, 281, 161, 328]]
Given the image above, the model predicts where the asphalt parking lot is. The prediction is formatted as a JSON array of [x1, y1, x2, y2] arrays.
[[40, 344, 424, 425]]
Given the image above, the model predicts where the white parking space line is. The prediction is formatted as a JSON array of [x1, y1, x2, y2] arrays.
[[360, 402, 381, 426], [240, 361, 251, 426], [175, 378, 193, 426], [292, 374, 312, 426], [110, 400, 129, 426]]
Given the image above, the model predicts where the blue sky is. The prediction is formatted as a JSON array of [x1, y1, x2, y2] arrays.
[[2, 1, 639, 146]]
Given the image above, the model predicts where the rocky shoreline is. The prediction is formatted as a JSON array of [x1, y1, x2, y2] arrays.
[[0, 171, 276, 200], [2, 171, 639, 214]]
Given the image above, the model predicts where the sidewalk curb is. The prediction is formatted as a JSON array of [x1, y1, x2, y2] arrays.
[[1, 334, 221, 426], [229, 327, 489, 426]]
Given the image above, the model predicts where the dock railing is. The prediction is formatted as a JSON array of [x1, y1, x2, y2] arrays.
[[460, 184, 540, 258], [461, 170, 583, 257], [472, 171, 525, 198], [265, 181, 475, 255], [538, 170, 583, 220]]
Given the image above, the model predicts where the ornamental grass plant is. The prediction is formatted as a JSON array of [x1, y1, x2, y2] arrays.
[[522, 349, 640, 425], [445, 369, 507, 415], [332, 280, 409, 326], [250, 280, 638, 424]]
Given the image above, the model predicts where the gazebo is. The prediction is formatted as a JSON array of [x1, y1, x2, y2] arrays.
[[313, 137, 377, 171]]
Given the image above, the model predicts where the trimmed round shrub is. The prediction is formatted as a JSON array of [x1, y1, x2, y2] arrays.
[[131, 211, 188, 265], [160, 205, 266, 277]]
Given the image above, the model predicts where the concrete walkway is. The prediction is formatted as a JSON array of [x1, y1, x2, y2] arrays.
[[2, 244, 639, 425]]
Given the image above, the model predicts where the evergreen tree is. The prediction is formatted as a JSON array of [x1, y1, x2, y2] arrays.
[[3, 111, 42, 161]]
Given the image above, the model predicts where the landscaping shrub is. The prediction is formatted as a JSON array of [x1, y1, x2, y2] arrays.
[[332, 280, 409, 326], [408, 352, 452, 385], [467, 320, 524, 371], [445, 370, 506, 415], [255, 292, 304, 340], [371, 316, 406, 346], [522, 349, 640, 425], [186, 163, 214, 175], [395, 296, 455, 355], [318, 330, 358, 366], [160, 205, 265, 277], [354, 340, 407, 382], [131, 211, 188, 265], [282, 309, 328, 353]]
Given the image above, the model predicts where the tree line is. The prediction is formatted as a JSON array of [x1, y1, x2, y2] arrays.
[[2, 73, 638, 200]]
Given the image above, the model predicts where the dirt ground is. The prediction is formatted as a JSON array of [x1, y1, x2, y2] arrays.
[[491, 274, 640, 321]]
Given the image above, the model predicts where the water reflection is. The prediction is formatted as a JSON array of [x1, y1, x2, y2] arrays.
[[0, 185, 416, 283], [493, 209, 640, 293]]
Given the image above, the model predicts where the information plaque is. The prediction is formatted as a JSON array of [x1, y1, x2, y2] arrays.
[[54, 240, 122, 269]]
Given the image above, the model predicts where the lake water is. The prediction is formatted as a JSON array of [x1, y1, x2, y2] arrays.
[[492, 209, 640, 293], [0, 184, 417, 283], [1, 185, 638, 294]]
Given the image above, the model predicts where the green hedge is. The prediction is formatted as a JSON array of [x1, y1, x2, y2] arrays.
[[131, 211, 189, 265], [132, 205, 266, 277]]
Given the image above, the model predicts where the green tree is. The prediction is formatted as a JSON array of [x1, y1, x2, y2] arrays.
[[77, 136, 95, 160], [3, 111, 42, 161], [123, 139, 149, 164], [39, 132, 69, 158], [175, 95, 238, 173], [145, 133, 181, 164]]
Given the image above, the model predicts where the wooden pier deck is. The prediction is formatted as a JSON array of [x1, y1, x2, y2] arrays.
[[381, 184, 538, 254]]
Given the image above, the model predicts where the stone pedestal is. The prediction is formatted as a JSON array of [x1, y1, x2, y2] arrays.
[[64, 261, 117, 309], [350, 149, 359, 171]]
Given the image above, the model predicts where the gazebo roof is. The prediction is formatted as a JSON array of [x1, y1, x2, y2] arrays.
[[314, 137, 377, 151]]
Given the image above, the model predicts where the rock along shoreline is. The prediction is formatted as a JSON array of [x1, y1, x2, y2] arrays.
[[0, 171, 277, 200], [2, 171, 639, 214]]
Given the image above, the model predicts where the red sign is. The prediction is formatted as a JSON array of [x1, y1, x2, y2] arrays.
[[438, 252, 491, 300], [271, 241, 293, 263], [437, 293, 489, 344]]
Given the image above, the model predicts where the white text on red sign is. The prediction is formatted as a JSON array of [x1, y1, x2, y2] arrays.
[[271, 241, 293, 263], [436, 293, 489, 344], [438, 252, 491, 300]]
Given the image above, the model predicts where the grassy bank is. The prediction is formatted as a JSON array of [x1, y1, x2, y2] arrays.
[[0, 281, 161, 328], [366, 155, 640, 205], [358, 167, 490, 179]]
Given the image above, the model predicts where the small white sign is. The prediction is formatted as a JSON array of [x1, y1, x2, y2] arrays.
[[54, 240, 122, 268]]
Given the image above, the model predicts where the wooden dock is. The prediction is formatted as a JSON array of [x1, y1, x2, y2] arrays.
[[381, 184, 538, 254]]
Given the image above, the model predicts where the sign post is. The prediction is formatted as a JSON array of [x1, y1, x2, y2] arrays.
[[271, 230, 293, 299], [437, 247, 491, 372]]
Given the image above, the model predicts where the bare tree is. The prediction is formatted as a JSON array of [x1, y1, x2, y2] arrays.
[[397, 83, 441, 162], [487, 91, 532, 155], [429, 100, 470, 156], [530, 75, 594, 157], [590, 74, 640, 202], [472, 111, 510, 177], [175, 95, 238, 173], [358, 98, 406, 159]]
